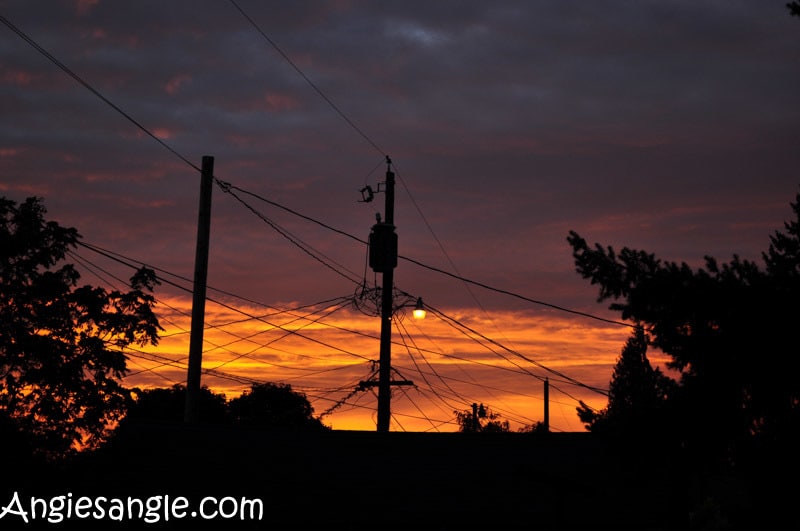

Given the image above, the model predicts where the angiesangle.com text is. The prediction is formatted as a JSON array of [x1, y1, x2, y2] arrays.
[[0, 491, 264, 524]]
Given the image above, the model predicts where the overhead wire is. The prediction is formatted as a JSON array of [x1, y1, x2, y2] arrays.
[[78, 237, 605, 428], [425, 303, 609, 396], [212, 183, 636, 330], [76, 240, 373, 363], [219, 0, 629, 372], [226, 0, 386, 158], [77, 240, 556, 390], [0, 14, 200, 173], [396, 306, 525, 410], [395, 385, 440, 432], [206, 296, 352, 372], [5, 8, 618, 428], [394, 316, 471, 413], [217, 182, 363, 285], [4, 5, 632, 346]]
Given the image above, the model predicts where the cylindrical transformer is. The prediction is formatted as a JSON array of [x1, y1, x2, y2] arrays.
[[369, 223, 398, 272]]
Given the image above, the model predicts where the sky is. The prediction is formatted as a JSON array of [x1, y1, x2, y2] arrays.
[[2, 1, 799, 433]]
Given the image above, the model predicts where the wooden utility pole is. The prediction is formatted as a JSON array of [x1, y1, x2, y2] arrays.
[[376, 160, 396, 432], [543, 377, 550, 432], [363, 157, 412, 431], [184, 155, 214, 424]]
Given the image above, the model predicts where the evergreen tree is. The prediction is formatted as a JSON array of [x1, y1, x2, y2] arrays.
[[577, 326, 675, 435], [567, 191, 800, 452]]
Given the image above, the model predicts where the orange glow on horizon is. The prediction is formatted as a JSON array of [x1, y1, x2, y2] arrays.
[[123, 294, 666, 433]]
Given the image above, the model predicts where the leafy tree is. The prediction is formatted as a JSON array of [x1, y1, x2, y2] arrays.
[[228, 382, 328, 430], [789, 1, 800, 18], [122, 384, 230, 425], [577, 326, 676, 435], [516, 421, 548, 434], [0, 196, 161, 458], [567, 191, 800, 453], [454, 403, 510, 433]]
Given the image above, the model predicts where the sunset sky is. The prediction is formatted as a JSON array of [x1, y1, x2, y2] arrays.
[[2, 1, 799, 432]]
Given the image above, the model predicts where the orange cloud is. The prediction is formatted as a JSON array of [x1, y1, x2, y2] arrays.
[[122, 294, 645, 433]]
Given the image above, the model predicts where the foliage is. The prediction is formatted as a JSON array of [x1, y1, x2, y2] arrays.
[[567, 191, 800, 452], [576, 326, 676, 435], [0, 196, 162, 458], [228, 382, 329, 430], [454, 403, 510, 433], [516, 421, 548, 434], [120, 382, 330, 431], [122, 384, 230, 425]]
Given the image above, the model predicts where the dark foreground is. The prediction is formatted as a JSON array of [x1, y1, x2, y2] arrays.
[[5, 423, 797, 530]]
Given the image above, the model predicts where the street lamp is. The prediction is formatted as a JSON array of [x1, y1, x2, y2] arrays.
[[412, 297, 426, 320]]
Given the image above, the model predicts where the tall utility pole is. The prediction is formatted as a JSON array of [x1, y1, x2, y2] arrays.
[[375, 158, 396, 432], [184, 155, 214, 424], [362, 157, 412, 430]]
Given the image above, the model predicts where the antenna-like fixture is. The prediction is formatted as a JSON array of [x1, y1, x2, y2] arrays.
[[358, 156, 393, 203], [359, 185, 375, 203]]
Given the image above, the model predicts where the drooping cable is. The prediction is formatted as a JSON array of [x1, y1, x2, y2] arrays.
[[0, 14, 201, 173], [227, 0, 386, 157]]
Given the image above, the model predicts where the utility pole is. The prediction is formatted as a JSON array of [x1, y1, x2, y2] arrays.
[[361, 157, 412, 431], [376, 158, 396, 432], [184, 155, 214, 424], [543, 377, 550, 433]]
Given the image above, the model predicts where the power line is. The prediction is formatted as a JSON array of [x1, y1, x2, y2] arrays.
[[206, 297, 353, 372], [14, 0, 631, 336], [217, 180, 364, 244], [75, 240, 568, 428], [75, 241, 374, 367], [222, 3, 520, 355], [402, 255, 635, 329], [225, 0, 592, 356], [0, 13, 200, 174], [394, 317, 471, 411], [5, 10, 612, 430], [426, 302, 608, 397], [217, 181, 362, 285], [227, 0, 386, 157], [77, 238, 609, 418], [3, 9, 630, 332], [215, 181, 635, 329], [81, 218, 607, 401]]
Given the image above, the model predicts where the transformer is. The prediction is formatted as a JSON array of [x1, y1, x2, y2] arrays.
[[368, 222, 398, 272]]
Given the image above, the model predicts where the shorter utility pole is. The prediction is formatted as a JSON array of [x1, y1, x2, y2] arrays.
[[543, 377, 550, 432], [184, 155, 214, 424]]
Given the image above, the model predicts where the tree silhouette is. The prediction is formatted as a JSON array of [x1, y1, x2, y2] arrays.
[[577, 326, 675, 435], [454, 403, 510, 433], [567, 191, 800, 456], [122, 384, 229, 425], [0, 196, 162, 458], [228, 382, 328, 430], [789, 2, 800, 18]]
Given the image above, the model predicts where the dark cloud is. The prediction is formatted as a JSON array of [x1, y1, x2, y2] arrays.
[[2, 2, 799, 426]]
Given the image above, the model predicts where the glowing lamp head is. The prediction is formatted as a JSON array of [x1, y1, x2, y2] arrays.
[[412, 297, 426, 320]]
